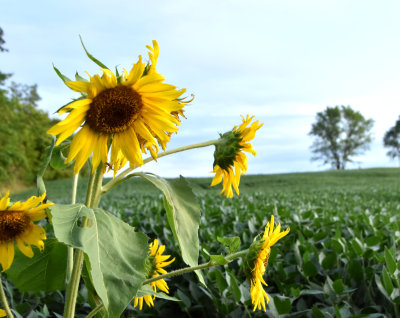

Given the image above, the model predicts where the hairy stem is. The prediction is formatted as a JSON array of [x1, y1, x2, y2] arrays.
[[66, 173, 79, 284], [143, 250, 248, 285], [102, 139, 219, 194], [0, 275, 13, 317], [63, 167, 104, 318]]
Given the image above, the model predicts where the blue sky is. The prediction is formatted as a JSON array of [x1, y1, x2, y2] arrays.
[[1, 0, 400, 177]]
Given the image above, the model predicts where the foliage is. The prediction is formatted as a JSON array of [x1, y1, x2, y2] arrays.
[[7, 168, 400, 317], [309, 105, 374, 170], [0, 28, 75, 190], [383, 116, 400, 165]]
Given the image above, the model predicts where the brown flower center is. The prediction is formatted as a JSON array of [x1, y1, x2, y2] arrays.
[[86, 86, 143, 134], [0, 211, 31, 242]]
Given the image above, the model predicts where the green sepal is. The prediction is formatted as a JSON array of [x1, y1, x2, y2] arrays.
[[50, 143, 73, 170], [75, 71, 88, 82], [54, 96, 86, 114], [243, 239, 263, 281], [53, 63, 71, 83], [213, 130, 242, 169], [79, 35, 109, 70]]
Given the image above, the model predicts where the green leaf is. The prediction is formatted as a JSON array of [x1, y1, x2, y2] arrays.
[[321, 252, 337, 270], [352, 238, 364, 256], [213, 269, 228, 293], [366, 235, 381, 247], [348, 259, 364, 282], [79, 35, 109, 70], [49, 204, 149, 318], [6, 239, 67, 292], [332, 278, 344, 294], [226, 271, 241, 302], [312, 306, 325, 318], [217, 236, 241, 253], [135, 173, 203, 284], [303, 261, 318, 277], [50, 144, 73, 169], [53, 64, 72, 83], [382, 266, 394, 296], [273, 296, 291, 314], [210, 254, 228, 265], [384, 247, 397, 275]]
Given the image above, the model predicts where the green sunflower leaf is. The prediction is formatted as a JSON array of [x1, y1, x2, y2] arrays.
[[209, 254, 229, 265], [217, 236, 241, 254], [53, 64, 72, 83], [49, 204, 149, 318], [134, 173, 204, 285], [5, 238, 68, 292], [79, 35, 109, 70]]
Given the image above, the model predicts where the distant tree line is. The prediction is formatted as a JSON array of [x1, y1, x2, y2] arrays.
[[0, 27, 74, 190], [309, 105, 400, 169]]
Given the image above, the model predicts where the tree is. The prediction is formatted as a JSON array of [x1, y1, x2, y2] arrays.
[[309, 105, 374, 170], [383, 116, 400, 166]]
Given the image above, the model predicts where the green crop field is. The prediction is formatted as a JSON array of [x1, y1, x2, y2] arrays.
[[8, 168, 400, 317]]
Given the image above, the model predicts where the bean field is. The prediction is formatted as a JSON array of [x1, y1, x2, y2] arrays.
[[9, 168, 400, 317]]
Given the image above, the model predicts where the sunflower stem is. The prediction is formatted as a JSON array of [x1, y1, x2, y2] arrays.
[[102, 139, 219, 194], [64, 166, 104, 318], [143, 249, 248, 285], [86, 303, 104, 318], [66, 173, 79, 284], [0, 275, 13, 317]]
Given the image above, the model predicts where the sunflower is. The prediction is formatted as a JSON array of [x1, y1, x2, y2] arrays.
[[244, 215, 290, 311], [0, 309, 5, 317], [211, 115, 263, 198], [47, 40, 189, 175], [0, 191, 53, 271], [134, 239, 175, 310]]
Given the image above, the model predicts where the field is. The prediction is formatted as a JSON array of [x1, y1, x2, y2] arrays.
[[9, 168, 400, 317]]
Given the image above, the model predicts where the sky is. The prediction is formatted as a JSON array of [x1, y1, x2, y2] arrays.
[[1, 0, 400, 177]]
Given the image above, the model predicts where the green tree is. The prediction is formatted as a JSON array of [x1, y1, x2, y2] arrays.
[[309, 105, 374, 170], [383, 116, 400, 166], [0, 27, 75, 190]]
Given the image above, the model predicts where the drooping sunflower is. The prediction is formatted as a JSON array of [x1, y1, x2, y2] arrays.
[[47, 40, 190, 175], [134, 239, 175, 310], [211, 115, 263, 198], [0, 191, 53, 271], [244, 215, 290, 311]]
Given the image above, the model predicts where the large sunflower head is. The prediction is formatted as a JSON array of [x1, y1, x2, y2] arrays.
[[47, 41, 191, 175], [211, 115, 263, 198], [243, 215, 290, 312], [0, 191, 53, 271], [133, 239, 175, 310]]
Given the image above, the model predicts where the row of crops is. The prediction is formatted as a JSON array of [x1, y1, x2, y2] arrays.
[[7, 169, 400, 317]]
